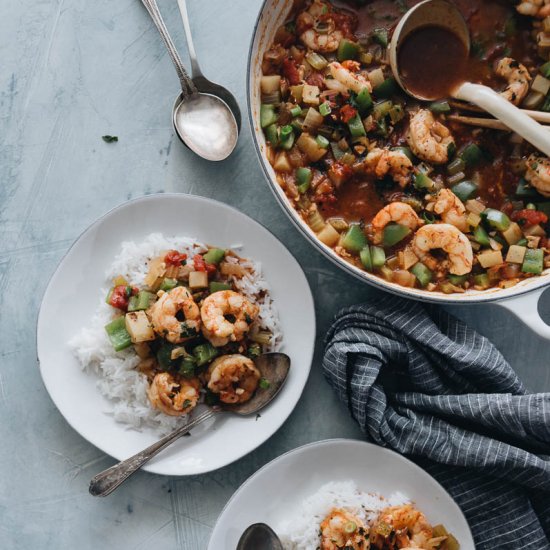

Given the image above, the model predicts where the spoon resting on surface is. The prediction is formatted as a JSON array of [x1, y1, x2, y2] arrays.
[[389, 0, 550, 157], [237, 523, 284, 550], [89, 353, 290, 497]]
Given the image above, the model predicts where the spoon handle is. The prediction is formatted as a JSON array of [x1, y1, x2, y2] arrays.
[[89, 408, 218, 497], [141, 0, 198, 97], [455, 82, 550, 157], [176, 0, 202, 78]]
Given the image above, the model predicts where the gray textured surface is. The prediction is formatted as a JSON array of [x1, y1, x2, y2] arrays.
[[1, 0, 549, 548]]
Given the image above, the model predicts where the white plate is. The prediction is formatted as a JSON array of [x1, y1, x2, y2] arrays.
[[208, 439, 475, 549], [37, 194, 315, 476]]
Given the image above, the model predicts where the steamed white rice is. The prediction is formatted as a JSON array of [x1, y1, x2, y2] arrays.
[[69, 233, 282, 434], [278, 481, 409, 549]]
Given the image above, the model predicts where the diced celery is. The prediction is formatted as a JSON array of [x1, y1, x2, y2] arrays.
[[371, 246, 386, 268], [159, 278, 178, 292], [342, 224, 367, 253], [522, 248, 544, 274], [473, 273, 490, 289], [279, 125, 295, 150], [105, 317, 132, 352], [306, 51, 328, 70], [319, 102, 332, 116], [290, 105, 302, 118], [347, 114, 366, 138], [316, 135, 329, 148], [296, 167, 313, 193], [411, 262, 432, 287], [260, 104, 277, 128], [128, 290, 155, 312], [414, 172, 434, 190], [264, 124, 279, 146], [448, 274, 468, 286], [372, 100, 392, 120], [429, 100, 451, 113], [209, 281, 231, 293], [360, 246, 373, 271], [383, 224, 411, 247], [203, 248, 225, 265], [447, 157, 466, 176]]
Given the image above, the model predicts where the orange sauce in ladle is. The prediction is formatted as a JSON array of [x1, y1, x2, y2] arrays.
[[398, 25, 469, 100]]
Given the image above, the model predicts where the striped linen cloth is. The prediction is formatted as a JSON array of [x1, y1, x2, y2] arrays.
[[323, 294, 550, 549]]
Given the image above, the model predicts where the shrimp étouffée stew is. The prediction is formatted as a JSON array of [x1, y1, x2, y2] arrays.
[[260, 0, 550, 293]]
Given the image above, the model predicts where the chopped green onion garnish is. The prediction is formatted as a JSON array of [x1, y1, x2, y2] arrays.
[[319, 102, 332, 116], [290, 105, 302, 117], [259, 378, 271, 390], [315, 135, 329, 148]]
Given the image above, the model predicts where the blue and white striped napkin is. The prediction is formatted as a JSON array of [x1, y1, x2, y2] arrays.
[[323, 294, 550, 549]]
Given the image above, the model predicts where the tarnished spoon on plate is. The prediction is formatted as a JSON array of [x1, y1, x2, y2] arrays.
[[89, 353, 290, 497], [141, 0, 239, 161], [237, 523, 283, 550], [389, 0, 550, 157]]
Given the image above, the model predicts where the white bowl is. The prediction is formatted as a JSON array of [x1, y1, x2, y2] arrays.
[[37, 194, 315, 476], [208, 438, 475, 549]]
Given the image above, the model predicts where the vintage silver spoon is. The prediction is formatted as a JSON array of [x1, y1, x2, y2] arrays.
[[141, 0, 238, 161], [389, 0, 550, 156], [237, 523, 284, 550], [89, 353, 290, 497], [175, 0, 241, 131]]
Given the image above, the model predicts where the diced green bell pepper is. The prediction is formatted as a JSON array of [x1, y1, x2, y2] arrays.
[[264, 124, 279, 146], [203, 248, 226, 265], [451, 180, 478, 202], [473, 273, 490, 289], [429, 100, 451, 113], [342, 224, 368, 253], [448, 274, 468, 286], [372, 28, 388, 47], [193, 342, 219, 367], [179, 356, 197, 378], [355, 87, 373, 115], [522, 248, 544, 274], [157, 343, 179, 369], [104, 316, 132, 352], [414, 172, 434, 190], [296, 167, 313, 193], [473, 224, 490, 246], [347, 113, 366, 138], [460, 143, 484, 167], [337, 39, 359, 61], [209, 281, 231, 293], [411, 262, 432, 287], [373, 77, 397, 98], [516, 178, 541, 198], [279, 125, 295, 150], [482, 208, 511, 231], [383, 223, 411, 247], [260, 104, 278, 128]]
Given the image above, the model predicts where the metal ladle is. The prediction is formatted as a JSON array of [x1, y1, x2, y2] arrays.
[[89, 353, 291, 497], [141, 0, 239, 161], [389, 0, 550, 157]]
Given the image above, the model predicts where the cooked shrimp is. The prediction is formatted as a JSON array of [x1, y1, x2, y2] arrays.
[[371, 202, 423, 245], [149, 286, 200, 344], [201, 290, 259, 346], [525, 154, 550, 197], [370, 504, 444, 549], [517, 0, 550, 18], [407, 109, 455, 165], [320, 508, 370, 550], [326, 61, 372, 94], [364, 147, 414, 188], [147, 372, 200, 416], [296, 0, 344, 53], [433, 188, 468, 231], [412, 224, 473, 275], [495, 57, 531, 106], [206, 354, 260, 404]]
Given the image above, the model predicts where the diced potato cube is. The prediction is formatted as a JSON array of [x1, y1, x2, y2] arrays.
[[125, 311, 155, 343], [532, 74, 550, 96], [506, 245, 527, 264], [527, 235, 541, 248], [297, 133, 328, 162], [144, 256, 166, 289], [273, 151, 292, 172], [367, 68, 384, 88], [523, 224, 546, 237], [302, 84, 320, 105], [189, 271, 208, 289], [113, 275, 129, 286], [260, 75, 281, 94], [290, 85, 304, 102], [477, 249, 504, 268], [501, 222, 523, 245], [317, 224, 340, 247], [465, 199, 486, 215], [489, 238, 503, 251], [466, 212, 481, 228], [400, 247, 419, 270]]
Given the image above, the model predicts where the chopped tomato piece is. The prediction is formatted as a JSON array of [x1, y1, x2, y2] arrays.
[[164, 250, 188, 266], [282, 58, 302, 86], [109, 285, 133, 310], [340, 104, 358, 123], [341, 60, 360, 72], [511, 209, 548, 225], [193, 255, 217, 275]]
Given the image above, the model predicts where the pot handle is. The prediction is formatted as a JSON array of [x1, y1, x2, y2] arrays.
[[497, 287, 550, 339]]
